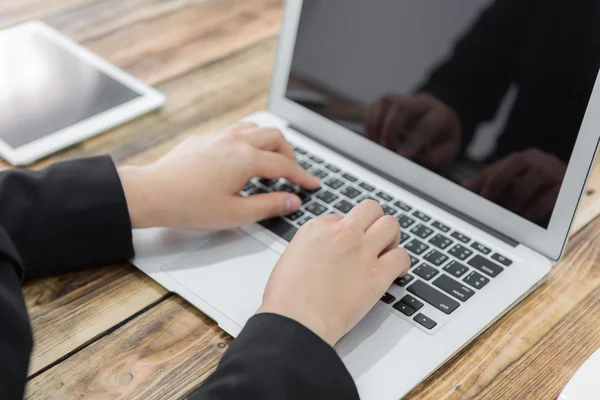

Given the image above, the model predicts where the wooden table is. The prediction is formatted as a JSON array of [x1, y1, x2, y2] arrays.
[[3, 1, 600, 398]]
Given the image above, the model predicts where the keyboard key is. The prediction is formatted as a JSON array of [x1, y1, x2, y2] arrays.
[[317, 191, 339, 204], [413, 264, 439, 281], [382, 205, 398, 216], [306, 202, 328, 216], [312, 169, 329, 179], [409, 255, 420, 268], [471, 241, 491, 255], [414, 313, 437, 330], [429, 233, 453, 250], [297, 216, 313, 226], [376, 191, 393, 202], [325, 164, 341, 173], [432, 221, 451, 233], [274, 183, 296, 193], [492, 253, 513, 266], [325, 178, 344, 190], [249, 187, 268, 195], [309, 155, 324, 164], [298, 160, 313, 170], [400, 231, 410, 244], [396, 214, 416, 229], [433, 274, 475, 302], [463, 271, 490, 289], [424, 250, 449, 266], [259, 178, 279, 187], [260, 218, 298, 242], [407, 280, 460, 315], [451, 231, 471, 243], [393, 301, 416, 317], [468, 255, 503, 278], [340, 186, 362, 199], [405, 239, 429, 255], [294, 146, 308, 155], [359, 182, 376, 192], [242, 181, 257, 193], [413, 211, 431, 222], [443, 260, 469, 278], [381, 293, 396, 304], [395, 274, 414, 287], [448, 244, 473, 261], [286, 211, 305, 221], [297, 191, 313, 205], [411, 224, 434, 239], [342, 173, 358, 182], [401, 295, 424, 310], [393, 200, 412, 212], [334, 200, 355, 214]]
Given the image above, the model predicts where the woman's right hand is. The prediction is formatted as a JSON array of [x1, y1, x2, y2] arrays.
[[258, 200, 411, 346]]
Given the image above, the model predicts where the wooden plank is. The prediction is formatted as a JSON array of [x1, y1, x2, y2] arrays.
[[0, 0, 281, 171], [0, 0, 94, 29], [26, 217, 600, 399], [26, 297, 232, 400], [24, 265, 166, 376], [572, 159, 600, 234], [405, 218, 600, 399], [13, 0, 280, 377]]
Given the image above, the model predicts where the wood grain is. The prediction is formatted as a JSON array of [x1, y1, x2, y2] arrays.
[[6, 0, 600, 398], [26, 297, 232, 400], [9, 0, 279, 377]]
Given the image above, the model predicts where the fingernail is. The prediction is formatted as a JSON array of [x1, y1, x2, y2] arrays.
[[284, 195, 301, 215]]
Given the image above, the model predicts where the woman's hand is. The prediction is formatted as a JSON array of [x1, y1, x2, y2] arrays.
[[119, 122, 320, 230], [258, 200, 411, 346]]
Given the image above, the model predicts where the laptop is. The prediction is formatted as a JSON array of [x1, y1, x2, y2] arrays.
[[132, 1, 600, 398]]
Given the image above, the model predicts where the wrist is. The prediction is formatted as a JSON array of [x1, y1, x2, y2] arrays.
[[118, 165, 161, 229]]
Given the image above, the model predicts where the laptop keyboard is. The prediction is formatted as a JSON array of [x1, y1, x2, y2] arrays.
[[241, 145, 513, 333]]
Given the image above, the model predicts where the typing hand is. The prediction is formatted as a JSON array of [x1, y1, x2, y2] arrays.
[[464, 148, 567, 223], [119, 122, 320, 230], [258, 200, 411, 346], [365, 93, 462, 167]]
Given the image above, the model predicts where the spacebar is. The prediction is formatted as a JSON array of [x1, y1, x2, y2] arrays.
[[259, 218, 298, 242]]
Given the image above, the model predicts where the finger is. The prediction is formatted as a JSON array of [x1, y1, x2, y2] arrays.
[[365, 96, 391, 142], [400, 109, 445, 160], [239, 127, 296, 161], [464, 168, 490, 192], [313, 213, 345, 224], [232, 192, 302, 224], [228, 122, 259, 133], [522, 185, 560, 223], [382, 96, 430, 150], [479, 154, 529, 199], [378, 247, 411, 283], [344, 200, 384, 232], [508, 169, 549, 212], [365, 215, 401, 255], [253, 151, 320, 189]]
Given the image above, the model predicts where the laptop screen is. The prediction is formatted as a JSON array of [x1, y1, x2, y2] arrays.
[[285, 0, 600, 229]]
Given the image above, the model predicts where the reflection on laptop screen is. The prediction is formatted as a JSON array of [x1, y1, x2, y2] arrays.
[[285, 0, 600, 228]]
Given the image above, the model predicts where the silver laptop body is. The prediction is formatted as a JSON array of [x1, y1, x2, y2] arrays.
[[133, 1, 600, 398]]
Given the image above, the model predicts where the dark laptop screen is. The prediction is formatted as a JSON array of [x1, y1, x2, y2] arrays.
[[285, 0, 600, 228]]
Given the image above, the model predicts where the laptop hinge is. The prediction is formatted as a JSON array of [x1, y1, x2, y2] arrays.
[[289, 123, 519, 248]]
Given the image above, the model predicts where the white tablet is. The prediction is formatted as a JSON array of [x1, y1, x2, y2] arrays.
[[0, 21, 166, 166]]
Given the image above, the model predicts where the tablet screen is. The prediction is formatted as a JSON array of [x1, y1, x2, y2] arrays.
[[0, 28, 141, 149]]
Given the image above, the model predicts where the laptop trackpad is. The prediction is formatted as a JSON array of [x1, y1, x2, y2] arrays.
[[160, 229, 280, 327]]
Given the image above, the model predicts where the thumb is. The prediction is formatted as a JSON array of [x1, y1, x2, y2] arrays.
[[236, 192, 302, 223]]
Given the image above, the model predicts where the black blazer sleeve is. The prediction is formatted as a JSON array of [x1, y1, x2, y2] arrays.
[[190, 313, 359, 400], [0, 156, 134, 399], [0, 156, 134, 280]]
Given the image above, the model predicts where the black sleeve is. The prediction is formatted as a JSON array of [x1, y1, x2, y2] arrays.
[[0, 229, 32, 400], [0, 155, 135, 399], [420, 0, 538, 144], [0, 156, 134, 280], [190, 313, 359, 400]]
